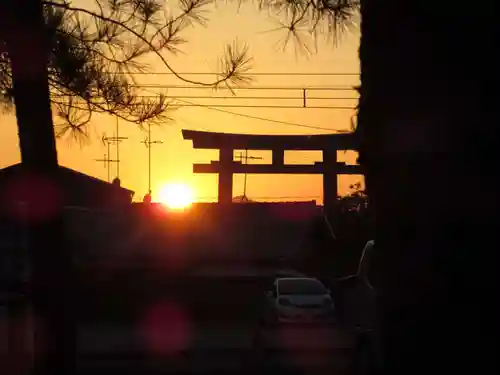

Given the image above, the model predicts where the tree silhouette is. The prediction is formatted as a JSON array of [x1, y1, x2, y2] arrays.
[[1, 1, 359, 142], [1, 0, 252, 141], [242, 0, 359, 54], [356, 1, 498, 373]]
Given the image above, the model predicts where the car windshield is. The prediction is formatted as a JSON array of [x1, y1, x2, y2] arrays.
[[278, 279, 328, 295]]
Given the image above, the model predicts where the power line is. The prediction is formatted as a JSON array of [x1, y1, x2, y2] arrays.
[[77, 98, 355, 110], [117, 72, 359, 76], [135, 90, 358, 109], [175, 99, 346, 131], [174, 103, 355, 110], [134, 95, 358, 100], [138, 87, 354, 130], [131, 84, 357, 91], [131, 85, 358, 110], [138, 87, 344, 131]]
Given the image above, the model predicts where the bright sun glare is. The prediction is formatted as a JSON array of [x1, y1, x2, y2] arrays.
[[159, 183, 194, 209]]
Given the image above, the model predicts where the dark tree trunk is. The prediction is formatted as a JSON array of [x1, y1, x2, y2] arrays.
[[2, 1, 75, 374], [358, 0, 499, 373]]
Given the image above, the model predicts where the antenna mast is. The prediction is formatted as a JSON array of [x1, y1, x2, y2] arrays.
[[235, 149, 262, 201], [95, 119, 128, 182], [140, 122, 163, 192]]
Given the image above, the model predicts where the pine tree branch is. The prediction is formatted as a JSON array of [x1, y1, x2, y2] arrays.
[[44, 0, 253, 87]]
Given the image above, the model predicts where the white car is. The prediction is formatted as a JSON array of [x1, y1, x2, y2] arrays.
[[263, 277, 335, 324]]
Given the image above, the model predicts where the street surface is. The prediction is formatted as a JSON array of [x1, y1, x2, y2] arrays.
[[2, 267, 361, 374], [77, 324, 356, 374]]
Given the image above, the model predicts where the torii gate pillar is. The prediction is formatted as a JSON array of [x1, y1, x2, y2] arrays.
[[323, 149, 339, 207], [218, 148, 233, 204]]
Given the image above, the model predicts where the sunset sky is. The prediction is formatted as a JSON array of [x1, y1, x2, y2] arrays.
[[0, 1, 361, 204]]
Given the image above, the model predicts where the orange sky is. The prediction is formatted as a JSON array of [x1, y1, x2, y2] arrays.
[[0, 1, 362, 204]]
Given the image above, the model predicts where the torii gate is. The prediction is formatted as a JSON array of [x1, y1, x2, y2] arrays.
[[182, 130, 362, 206]]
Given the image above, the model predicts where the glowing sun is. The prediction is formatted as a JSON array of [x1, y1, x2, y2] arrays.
[[159, 183, 194, 209]]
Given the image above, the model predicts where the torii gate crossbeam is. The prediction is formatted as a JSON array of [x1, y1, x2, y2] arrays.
[[182, 130, 363, 206]]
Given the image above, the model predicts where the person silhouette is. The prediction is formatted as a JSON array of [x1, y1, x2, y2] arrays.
[[143, 190, 152, 204]]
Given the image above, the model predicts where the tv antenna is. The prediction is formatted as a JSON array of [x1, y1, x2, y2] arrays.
[[140, 122, 163, 192], [95, 150, 116, 183], [112, 117, 128, 179], [96, 119, 128, 182], [104, 118, 128, 178], [235, 149, 262, 201]]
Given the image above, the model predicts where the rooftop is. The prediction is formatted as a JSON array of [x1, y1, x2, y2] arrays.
[[0, 163, 134, 213]]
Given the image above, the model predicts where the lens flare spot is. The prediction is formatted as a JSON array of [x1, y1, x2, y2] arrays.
[[139, 301, 191, 358]]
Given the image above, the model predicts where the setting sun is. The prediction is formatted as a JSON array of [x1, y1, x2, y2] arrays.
[[158, 183, 194, 209]]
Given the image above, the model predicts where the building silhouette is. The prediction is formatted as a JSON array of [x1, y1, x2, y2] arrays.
[[0, 163, 134, 211]]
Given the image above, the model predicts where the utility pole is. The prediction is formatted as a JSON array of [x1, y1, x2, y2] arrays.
[[235, 149, 262, 201], [141, 122, 163, 192]]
